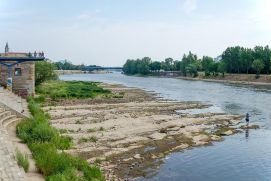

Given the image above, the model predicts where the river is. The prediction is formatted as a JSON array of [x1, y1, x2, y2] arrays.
[[60, 72, 271, 181]]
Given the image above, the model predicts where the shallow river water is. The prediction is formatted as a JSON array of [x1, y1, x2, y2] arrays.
[[60, 72, 271, 181]]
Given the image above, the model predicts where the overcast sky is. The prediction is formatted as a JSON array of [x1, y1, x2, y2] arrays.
[[0, 0, 270, 66]]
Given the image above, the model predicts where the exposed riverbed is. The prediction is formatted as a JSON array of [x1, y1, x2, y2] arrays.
[[60, 72, 271, 181]]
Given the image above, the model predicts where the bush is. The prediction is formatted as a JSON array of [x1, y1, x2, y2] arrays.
[[35, 61, 58, 86], [47, 169, 79, 181], [16, 97, 104, 180], [53, 135, 73, 150], [36, 81, 111, 101], [16, 118, 35, 143], [16, 149, 29, 172], [32, 122, 57, 142]]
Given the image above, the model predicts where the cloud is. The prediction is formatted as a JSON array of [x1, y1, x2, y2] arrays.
[[77, 13, 91, 20], [183, 0, 197, 14]]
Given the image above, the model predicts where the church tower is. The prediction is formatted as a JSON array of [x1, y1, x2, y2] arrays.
[[5, 42, 9, 54]]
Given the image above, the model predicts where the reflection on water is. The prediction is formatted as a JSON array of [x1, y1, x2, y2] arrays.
[[60, 72, 271, 181], [245, 129, 249, 140]]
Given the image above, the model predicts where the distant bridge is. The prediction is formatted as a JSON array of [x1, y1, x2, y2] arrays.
[[83, 66, 123, 72]]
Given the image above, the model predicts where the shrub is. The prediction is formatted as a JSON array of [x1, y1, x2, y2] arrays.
[[35, 61, 58, 86], [47, 169, 78, 181], [16, 149, 29, 172], [31, 123, 57, 142], [16, 87, 104, 180], [16, 118, 35, 143], [36, 80, 111, 101], [53, 135, 73, 150]]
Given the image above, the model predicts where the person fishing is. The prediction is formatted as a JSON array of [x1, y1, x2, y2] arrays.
[[245, 113, 250, 126]]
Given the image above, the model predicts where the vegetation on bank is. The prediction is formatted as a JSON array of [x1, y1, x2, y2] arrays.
[[16, 149, 29, 172], [36, 80, 111, 101], [16, 78, 109, 180], [123, 45, 271, 78], [35, 61, 58, 86], [16, 96, 105, 181], [54, 59, 101, 71]]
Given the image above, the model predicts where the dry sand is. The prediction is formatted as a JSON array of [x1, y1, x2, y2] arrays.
[[43, 83, 243, 181]]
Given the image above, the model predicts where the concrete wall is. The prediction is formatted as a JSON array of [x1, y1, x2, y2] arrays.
[[0, 61, 35, 97]]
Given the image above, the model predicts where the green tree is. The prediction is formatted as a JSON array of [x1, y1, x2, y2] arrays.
[[252, 59, 264, 78], [181, 52, 198, 76], [161, 58, 174, 71], [35, 60, 58, 85], [210, 62, 219, 76], [173, 60, 181, 71], [149, 61, 161, 72], [186, 63, 198, 77], [136, 57, 151, 75], [201, 56, 214, 76], [218, 61, 226, 77]]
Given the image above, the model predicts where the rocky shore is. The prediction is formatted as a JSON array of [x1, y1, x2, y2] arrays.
[[43, 83, 246, 181]]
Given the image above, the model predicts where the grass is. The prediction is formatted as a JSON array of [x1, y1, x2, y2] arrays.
[[87, 127, 105, 133], [75, 120, 83, 124], [59, 129, 68, 134], [79, 136, 98, 143], [36, 80, 111, 101], [99, 127, 105, 131], [87, 128, 96, 133], [16, 149, 29, 172], [16, 97, 104, 180]]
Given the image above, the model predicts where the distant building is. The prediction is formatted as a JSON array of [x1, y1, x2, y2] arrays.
[[0, 43, 44, 98]]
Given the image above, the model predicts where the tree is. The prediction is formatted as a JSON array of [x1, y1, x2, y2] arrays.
[[161, 58, 174, 71], [181, 52, 198, 76], [252, 59, 264, 78], [35, 60, 58, 85], [149, 61, 161, 72], [218, 62, 226, 77], [201, 56, 214, 76], [241, 48, 254, 74], [137, 57, 151, 75], [123, 59, 136, 74], [210, 62, 219, 76], [123, 57, 151, 75], [173, 60, 181, 71], [186, 63, 198, 77]]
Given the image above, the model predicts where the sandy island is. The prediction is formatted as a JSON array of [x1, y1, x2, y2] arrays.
[[43, 83, 247, 181]]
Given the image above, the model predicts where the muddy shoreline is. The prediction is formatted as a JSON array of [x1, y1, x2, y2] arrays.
[[43, 83, 252, 181]]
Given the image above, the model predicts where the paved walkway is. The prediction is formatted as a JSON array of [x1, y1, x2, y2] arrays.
[[0, 87, 29, 181], [0, 87, 30, 118], [0, 109, 25, 180]]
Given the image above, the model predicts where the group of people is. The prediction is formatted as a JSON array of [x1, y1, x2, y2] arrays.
[[28, 51, 44, 58]]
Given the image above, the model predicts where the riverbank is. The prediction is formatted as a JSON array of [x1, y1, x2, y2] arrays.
[[42, 82, 250, 180], [123, 72, 271, 86], [176, 74, 271, 86], [56, 70, 111, 75]]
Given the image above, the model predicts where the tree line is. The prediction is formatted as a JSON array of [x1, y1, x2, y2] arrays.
[[54, 60, 86, 70], [123, 45, 271, 78]]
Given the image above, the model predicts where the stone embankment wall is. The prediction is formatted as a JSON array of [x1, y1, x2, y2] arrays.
[[0, 61, 35, 98]]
